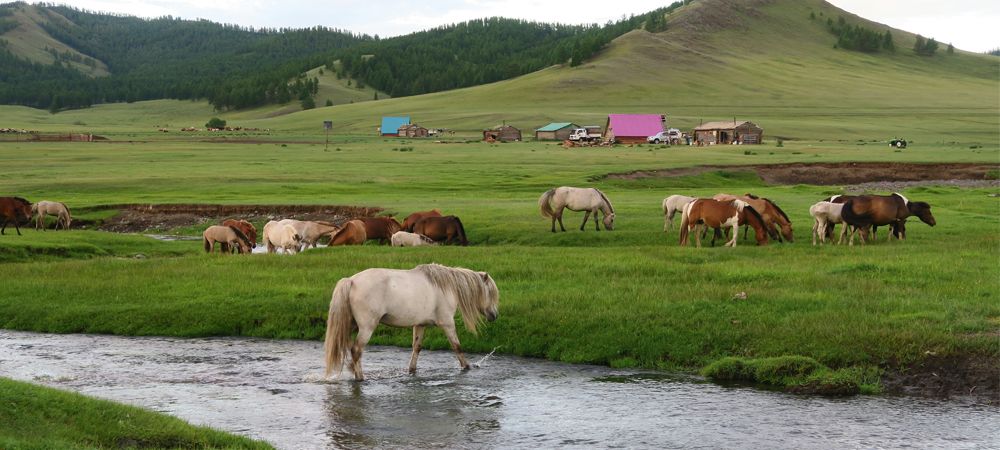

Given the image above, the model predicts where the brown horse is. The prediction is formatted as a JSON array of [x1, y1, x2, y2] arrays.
[[840, 193, 934, 245], [203, 225, 253, 254], [356, 217, 402, 244], [329, 220, 367, 246], [221, 219, 257, 251], [413, 215, 468, 245], [825, 194, 905, 242], [679, 199, 769, 247], [401, 209, 442, 232], [0, 197, 32, 236], [713, 193, 789, 242]]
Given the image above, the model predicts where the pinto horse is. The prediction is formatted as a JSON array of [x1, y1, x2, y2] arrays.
[[713, 193, 790, 242], [840, 193, 934, 245], [413, 215, 468, 245], [0, 197, 32, 235], [324, 263, 499, 381], [679, 199, 769, 247], [356, 217, 402, 244], [823, 195, 902, 242], [401, 209, 442, 232], [539, 186, 615, 232]]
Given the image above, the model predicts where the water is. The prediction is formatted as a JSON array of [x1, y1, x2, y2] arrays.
[[145, 234, 322, 254], [0, 330, 996, 449]]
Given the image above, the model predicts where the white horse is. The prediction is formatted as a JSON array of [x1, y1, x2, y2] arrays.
[[662, 194, 696, 232], [278, 219, 340, 251], [324, 263, 499, 381], [31, 200, 71, 230], [391, 231, 437, 247], [538, 186, 615, 232], [809, 201, 852, 245], [263, 220, 303, 254]]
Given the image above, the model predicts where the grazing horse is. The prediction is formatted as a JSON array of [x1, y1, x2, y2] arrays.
[[712, 193, 790, 242], [202, 225, 252, 254], [822, 195, 902, 242], [0, 197, 32, 235], [840, 193, 935, 245], [809, 201, 852, 245], [221, 219, 257, 250], [401, 209, 442, 232], [263, 220, 303, 254], [391, 231, 437, 247], [539, 186, 615, 232], [31, 200, 72, 230], [324, 263, 499, 381], [328, 220, 367, 246], [412, 215, 468, 245], [679, 199, 769, 247], [662, 195, 696, 232], [278, 219, 340, 250], [356, 217, 402, 244]]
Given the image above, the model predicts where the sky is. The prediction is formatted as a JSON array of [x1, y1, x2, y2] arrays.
[[53, 0, 1000, 52]]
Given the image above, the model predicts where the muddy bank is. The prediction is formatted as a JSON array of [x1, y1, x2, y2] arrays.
[[74, 204, 382, 233], [605, 162, 1000, 186], [883, 355, 1000, 402]]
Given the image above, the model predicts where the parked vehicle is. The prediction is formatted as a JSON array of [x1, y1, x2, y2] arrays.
[[647, 128, 681, 144], [568, 126, 602, 142], [889, 137, 907, 149]]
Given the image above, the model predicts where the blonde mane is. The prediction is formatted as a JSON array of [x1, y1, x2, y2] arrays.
[[416, 263, 496, 333]]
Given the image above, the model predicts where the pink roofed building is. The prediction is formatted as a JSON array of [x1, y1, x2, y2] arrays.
[[603, 114, 666, 144]]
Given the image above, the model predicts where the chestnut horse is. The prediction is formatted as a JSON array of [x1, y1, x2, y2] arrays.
[[840, 193, 935, 245], [402, 209, 442, 232], [0, 197, 32, 235], [221, 219, 257, 250], [329, 220, 367, 246], [713, 193, 790, 242], [356, 217, 402, 244], [679, 199, 769, 247], [413, 215, 468, 245], [823, 195, 901, 242]]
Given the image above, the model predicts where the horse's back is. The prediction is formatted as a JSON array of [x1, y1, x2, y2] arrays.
[[345, 268, 440, 325]]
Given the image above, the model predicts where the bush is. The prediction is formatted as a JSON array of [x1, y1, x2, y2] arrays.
[[205, 117, 226, 129]]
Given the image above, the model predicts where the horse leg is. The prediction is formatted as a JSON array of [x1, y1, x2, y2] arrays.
[[408, 326, 425, 374], [693, 224, 703, 248], [350, 324, 376, 381], [556, 207, 566, 232], [594, 209, 601, 231], [441, 323, 471, 370], [580, 210, 591, 231], [550, 215, 557, 233], [664, 208, 671, 232]]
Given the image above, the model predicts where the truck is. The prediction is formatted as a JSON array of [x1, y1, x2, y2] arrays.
[[568, 126, 602, 143]]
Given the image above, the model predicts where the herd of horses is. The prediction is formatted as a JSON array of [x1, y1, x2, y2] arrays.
[[536, 186, 935, 247], [201, 210, 469, 255], [0, 197, 72, 235]]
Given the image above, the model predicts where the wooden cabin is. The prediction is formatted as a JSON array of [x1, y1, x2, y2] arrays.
[[483, 125, 522, 142], [534, 122, 578, 141], [397, 124, 429, 138], [693, 120, 764, 145]]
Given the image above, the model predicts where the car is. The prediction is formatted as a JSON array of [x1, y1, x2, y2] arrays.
[[889, 138, 907, 149], [647, 128, 681, 144]]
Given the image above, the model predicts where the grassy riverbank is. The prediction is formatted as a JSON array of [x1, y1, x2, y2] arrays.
[[1, 136, 997, 395], [0, 377, 272, 449]]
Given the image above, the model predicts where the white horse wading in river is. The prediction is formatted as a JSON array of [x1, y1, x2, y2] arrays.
[[539, 186, 615, 232], [263, 220, 303, 254], [324, 263, 499, 381], [31, 200, 72, 230], [662, 194, 696, 232]]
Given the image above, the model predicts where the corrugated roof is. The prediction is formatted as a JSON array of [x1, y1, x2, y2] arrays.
[[535, 122, 577, 132], [606, 114, 663, 137], [380, 116, 410, 134], [693, 120, 752, 131]]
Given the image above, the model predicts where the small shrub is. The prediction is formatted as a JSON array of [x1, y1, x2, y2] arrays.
[[985, 169, 1000, 180], [205, 117, 226, 129], [744, 150, 752, 155], [776, 139, 784, 147]]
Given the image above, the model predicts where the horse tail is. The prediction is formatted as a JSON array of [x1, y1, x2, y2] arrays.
[[203, 236, 211, 253], [839, 199, 863, 226], [325, 278, 354, 378], [452, 216, 468, 246], [539, 189, 556, 218], [678, 204, 692, 245]]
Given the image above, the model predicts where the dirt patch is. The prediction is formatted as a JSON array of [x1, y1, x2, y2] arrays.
[[605, 162, 1000, 186], [75, 204, 383, 233], [882, 355, 999, 403]]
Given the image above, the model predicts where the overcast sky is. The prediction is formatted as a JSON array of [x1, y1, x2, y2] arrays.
[[54, 0, 1000, 52]]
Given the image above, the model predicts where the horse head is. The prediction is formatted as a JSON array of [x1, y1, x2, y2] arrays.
[[478, 272, 499, 322], [602, 212, 615, 230], [909, 201, 935, 226], [779, 221, 794, 243]]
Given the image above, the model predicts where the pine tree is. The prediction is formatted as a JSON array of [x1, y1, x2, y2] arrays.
[[947, 43, 954, 54], [882, 30, 894, 52], [913, 35, 926, 54]]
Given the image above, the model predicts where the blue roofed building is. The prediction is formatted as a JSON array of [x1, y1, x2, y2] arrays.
[[534, 122, 579, 141], [380, 116, 411, 136]]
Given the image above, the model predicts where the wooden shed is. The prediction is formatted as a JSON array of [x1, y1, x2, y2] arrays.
[[693, 120, 763, 145], [534, 122, 578, 141], [397, 124, 429, 138], [483, 125, 521, 142]]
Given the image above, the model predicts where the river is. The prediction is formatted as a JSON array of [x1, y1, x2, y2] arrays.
[[0, 330, 995, 449]]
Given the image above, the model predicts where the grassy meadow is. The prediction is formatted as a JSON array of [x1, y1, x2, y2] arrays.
[[0, 133, 997, 394]]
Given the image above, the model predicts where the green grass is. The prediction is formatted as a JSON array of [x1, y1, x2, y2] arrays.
[[0, 377, 272, 449]]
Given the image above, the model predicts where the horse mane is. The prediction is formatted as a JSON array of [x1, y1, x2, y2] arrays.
[[227, 225, 252, 247], [892, 192, 910, 205], [416, 263, 495, 333], [743, 193, 760, 200], [763, 198, 790, 222], [450, 216, 468, 245], [594, 188, 614, 214], [743, 205, 767, 231], [12, 197, 30, 205]]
